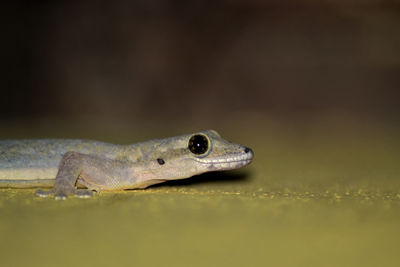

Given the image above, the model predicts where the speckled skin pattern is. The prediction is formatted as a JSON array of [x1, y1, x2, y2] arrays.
[[0, 130, 253, 199]]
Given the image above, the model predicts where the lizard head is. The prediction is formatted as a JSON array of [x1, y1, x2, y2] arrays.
[[139, 130, 254, 182]]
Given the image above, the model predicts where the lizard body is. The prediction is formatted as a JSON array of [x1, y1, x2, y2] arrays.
[[0, 130, 253, 199]]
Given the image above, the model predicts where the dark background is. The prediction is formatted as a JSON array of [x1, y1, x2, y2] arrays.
[[2, 4, 400, 266], [2, 0, 400, 126]]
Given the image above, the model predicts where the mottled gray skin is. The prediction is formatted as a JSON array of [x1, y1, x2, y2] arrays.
[[0, 130, 253, 199]]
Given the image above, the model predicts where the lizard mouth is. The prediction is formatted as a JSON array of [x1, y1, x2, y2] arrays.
[[193, 151, 254, 170]]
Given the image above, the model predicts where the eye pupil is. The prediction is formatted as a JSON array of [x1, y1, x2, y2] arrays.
[[188, 134, 209, 155]]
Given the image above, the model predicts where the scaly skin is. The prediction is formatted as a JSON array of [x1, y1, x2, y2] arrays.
[[0, 130, 254, 199]]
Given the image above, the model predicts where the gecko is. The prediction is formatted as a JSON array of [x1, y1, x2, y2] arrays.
[[0, 130, 254, 199]]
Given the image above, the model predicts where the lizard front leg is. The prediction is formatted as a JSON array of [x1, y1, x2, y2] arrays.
[[35, 152, 95, 200]]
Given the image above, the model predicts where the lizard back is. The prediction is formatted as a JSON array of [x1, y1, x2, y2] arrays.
[[0, 139, 124, 183]]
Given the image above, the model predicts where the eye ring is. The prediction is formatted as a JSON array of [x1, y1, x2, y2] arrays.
[[188, 134, 209, 155]]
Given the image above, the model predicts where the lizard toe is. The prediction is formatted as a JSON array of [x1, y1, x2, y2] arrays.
[[35, 189, 55, 198], [74, 189, 94, 198], [54, 193, 68, 200]]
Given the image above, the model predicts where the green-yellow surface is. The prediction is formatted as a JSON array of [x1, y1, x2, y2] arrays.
[[1, 118, 399, 267]]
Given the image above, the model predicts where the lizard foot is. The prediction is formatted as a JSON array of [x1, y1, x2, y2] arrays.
[[35, 188, 94, 200]]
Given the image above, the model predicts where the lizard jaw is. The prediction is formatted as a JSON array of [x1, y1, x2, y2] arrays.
[[192, 151, 254, 171]]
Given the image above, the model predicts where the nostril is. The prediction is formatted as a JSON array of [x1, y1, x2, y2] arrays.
[[244, 147, 251, 153]]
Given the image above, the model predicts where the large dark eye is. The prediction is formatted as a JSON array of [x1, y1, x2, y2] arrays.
[[188, 134, 209, 155]]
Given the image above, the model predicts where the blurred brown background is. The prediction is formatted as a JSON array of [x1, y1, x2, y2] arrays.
[[2, 3, 400, 266], [2, 0, 400, 127]]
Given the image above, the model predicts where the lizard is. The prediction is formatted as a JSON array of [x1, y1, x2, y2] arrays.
[[0, 130, 254, 199]]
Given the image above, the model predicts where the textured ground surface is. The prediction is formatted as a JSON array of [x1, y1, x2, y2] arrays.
[[0, 118, 399, 267]]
